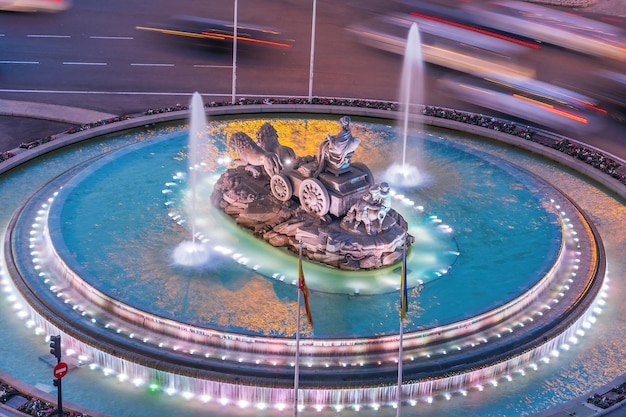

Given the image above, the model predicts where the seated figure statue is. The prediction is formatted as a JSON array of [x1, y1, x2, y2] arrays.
[[314, 116, 361, 176]]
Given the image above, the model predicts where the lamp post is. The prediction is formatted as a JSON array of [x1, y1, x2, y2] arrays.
[[231, 0, 238, 104], [308, 0, 317, 102]]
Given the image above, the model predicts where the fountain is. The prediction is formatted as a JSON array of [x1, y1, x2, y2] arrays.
[[172, 92, 212, 267], [0, 21, 619, 417], [384, 22, 426, 188], [0, 108, 607, 416]]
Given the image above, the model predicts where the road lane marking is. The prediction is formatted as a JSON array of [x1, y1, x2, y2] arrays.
[[27, 35, 71, 38], [193, 65, 232, 68], [0, 61, 39, 64], [89, 36, 134, 40], [130, 63, 175, 67], [62, 62, 108, 66]]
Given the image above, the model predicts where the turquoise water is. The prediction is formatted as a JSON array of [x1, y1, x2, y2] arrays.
[[1, 117, 624, 417], [45, 120, 559, 338]]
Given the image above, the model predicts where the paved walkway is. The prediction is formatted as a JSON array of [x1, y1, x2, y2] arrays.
[[0, 99, 116, 125]]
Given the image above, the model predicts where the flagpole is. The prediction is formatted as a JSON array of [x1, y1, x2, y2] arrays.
[[397, 240, 407, 417], [294, 241, 303, 417], [397, 316, 404, 417]]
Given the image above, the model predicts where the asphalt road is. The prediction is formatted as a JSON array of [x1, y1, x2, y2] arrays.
[[0, 0, 624, 155]]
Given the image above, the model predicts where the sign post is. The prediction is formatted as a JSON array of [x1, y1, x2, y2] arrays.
[[49, 335, 64, 417]]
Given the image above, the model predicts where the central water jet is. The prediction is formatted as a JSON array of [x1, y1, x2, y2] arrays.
[[385, 22, 427, 188], [172, 92, 212, 266]]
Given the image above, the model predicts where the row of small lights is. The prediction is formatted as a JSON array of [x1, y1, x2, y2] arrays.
[[10, 184, 608, 412]]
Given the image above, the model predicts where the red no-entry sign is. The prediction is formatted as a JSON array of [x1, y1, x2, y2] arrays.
[[53, 362, 68, 379]]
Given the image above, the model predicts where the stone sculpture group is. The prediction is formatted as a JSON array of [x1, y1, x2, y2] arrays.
[[211, 116, 412, 270]]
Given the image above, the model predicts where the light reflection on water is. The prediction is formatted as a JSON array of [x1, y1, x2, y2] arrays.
[[0, 118, 624, 416]]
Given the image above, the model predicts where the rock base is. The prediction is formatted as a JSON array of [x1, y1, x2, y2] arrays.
[[211, 166, 413, 270]]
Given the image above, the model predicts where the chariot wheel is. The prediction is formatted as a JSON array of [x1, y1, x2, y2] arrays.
[[351, 161, 375, 185], [299, 178, 330, 216], [270, 174, 293, 202]]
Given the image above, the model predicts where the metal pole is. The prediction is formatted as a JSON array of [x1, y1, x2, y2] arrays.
[[231, 0, 238, 104], [396, 318, 404, 417], [307, 0, 317, 102], [57, 378, 63, 417], [293, 243, 303, 417]]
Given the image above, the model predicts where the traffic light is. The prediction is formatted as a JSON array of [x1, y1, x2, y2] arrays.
[[49, 335, 61, 360]]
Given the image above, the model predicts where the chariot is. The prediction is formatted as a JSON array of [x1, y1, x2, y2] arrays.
[[270, 159, 375, 218]]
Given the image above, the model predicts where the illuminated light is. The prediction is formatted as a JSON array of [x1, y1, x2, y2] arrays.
[[102, 368, 113, 376], [541, 357, 550, 364], [561, 344, 570, 351], [315, 404, 324, 412], [117, 374, 128, 382], [200, 395, 211, 403], [518, 370, 526, 376], [149, 383, 160, 392], [582, 321, 591, 329], [505, 375, 512, 382], [410, 12, 541, 48], [371, 403, 380, 410], [256, 403, 268, 410], [426, 396, 434, 403], [460, 390, 468, 396], [276, 403, 287, 411], [490, 380, 498, 387], [132, 378, 144, 387], [182, 391, 194, 400], [588, 316, 597, 324], [444, 393, 451, 400], [576, 329, 585, 337], [237, 400, 249, 408], [17, 310, 28, 319], [88, 363, 99, 370], [26, 320, 35, 328], [353, 405, 361, 411], [512, 94, 589, 124], [143, 337, 149, 343]]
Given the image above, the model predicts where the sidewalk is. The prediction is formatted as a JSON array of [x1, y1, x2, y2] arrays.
[[0, 99, 117, 152], [0, 99, 116, 124]]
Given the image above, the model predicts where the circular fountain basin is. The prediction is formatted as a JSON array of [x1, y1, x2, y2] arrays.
[[4, 115, 604, 408]]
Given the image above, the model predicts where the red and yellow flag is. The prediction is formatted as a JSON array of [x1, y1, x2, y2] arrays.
[[298, 250, 314, 328]]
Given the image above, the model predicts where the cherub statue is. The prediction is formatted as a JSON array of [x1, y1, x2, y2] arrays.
[[344, 182, 391, 235]]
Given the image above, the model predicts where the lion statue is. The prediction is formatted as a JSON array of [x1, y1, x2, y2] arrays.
[[228, 131, 282, 178], [256, 122, 297, 167]]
